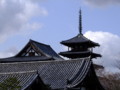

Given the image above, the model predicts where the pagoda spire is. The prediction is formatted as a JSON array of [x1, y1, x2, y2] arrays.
[[59, 10, 101, 59], [79, 9, 82, 35]]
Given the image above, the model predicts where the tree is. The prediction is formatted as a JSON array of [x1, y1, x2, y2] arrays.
[[0, 77, 21, 90], [99, 73, 120, 90]]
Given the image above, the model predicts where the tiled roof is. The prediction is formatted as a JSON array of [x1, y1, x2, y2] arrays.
[[15, 40, 63, 60], [61, 34, 100, 47], [0, 70, 38, 90], [0, 57, 90, 89], [31, 40, 63, 60], [0, 40, 63, 63]]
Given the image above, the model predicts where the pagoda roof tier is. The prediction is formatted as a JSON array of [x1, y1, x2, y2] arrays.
[[59, 51, 101, 59], [61, 34, 100, 47]]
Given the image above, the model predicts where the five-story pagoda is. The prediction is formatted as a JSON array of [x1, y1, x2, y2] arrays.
[[59, 10, 101, 59]]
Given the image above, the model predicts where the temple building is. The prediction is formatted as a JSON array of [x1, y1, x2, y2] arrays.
[[0, 10, 104, 90]]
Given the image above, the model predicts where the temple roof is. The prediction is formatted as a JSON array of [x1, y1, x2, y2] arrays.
[[0, 57, 92, 89], [61, 34, 100, 47], [16, 40, 62, 60], [0, 40, 63, 62]]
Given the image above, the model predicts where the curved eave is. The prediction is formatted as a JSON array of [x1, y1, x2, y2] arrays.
[[92, 53, 102, 58], [60, 34, 100, 47], [67, 60, 92, 88]]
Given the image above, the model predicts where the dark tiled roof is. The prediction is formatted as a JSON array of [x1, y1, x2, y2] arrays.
[[59, 51, 101, 58], [0, 40, 63, 63], [0, 56, 53, 63], [16, 40, 62, 60], [61, 34, 100, 47], [0, 57, 90, 89], [31, 40, 63, 60], [60, 51, 91, 55], [0, 70, 38, 90]]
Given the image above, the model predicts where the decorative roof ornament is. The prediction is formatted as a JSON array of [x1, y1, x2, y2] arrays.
[[79, 9, 82, 35]]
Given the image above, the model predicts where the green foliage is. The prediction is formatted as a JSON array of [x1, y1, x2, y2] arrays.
[[0, 77, 21, 90]]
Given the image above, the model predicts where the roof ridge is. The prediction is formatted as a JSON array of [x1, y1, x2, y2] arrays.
[[30, 39, 50, 47]]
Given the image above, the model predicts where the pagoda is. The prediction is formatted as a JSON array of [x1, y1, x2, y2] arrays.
[[59, 10, 101, 59]]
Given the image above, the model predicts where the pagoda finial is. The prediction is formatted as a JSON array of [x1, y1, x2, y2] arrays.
[[79, 9, 82, 35]]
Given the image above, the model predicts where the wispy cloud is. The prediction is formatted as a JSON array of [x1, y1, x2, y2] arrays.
[[0, 0, 47, 42], [83, 0, 120, 7]]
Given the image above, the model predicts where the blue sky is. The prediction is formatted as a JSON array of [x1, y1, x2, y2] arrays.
[[0, 0, 120, 72]]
